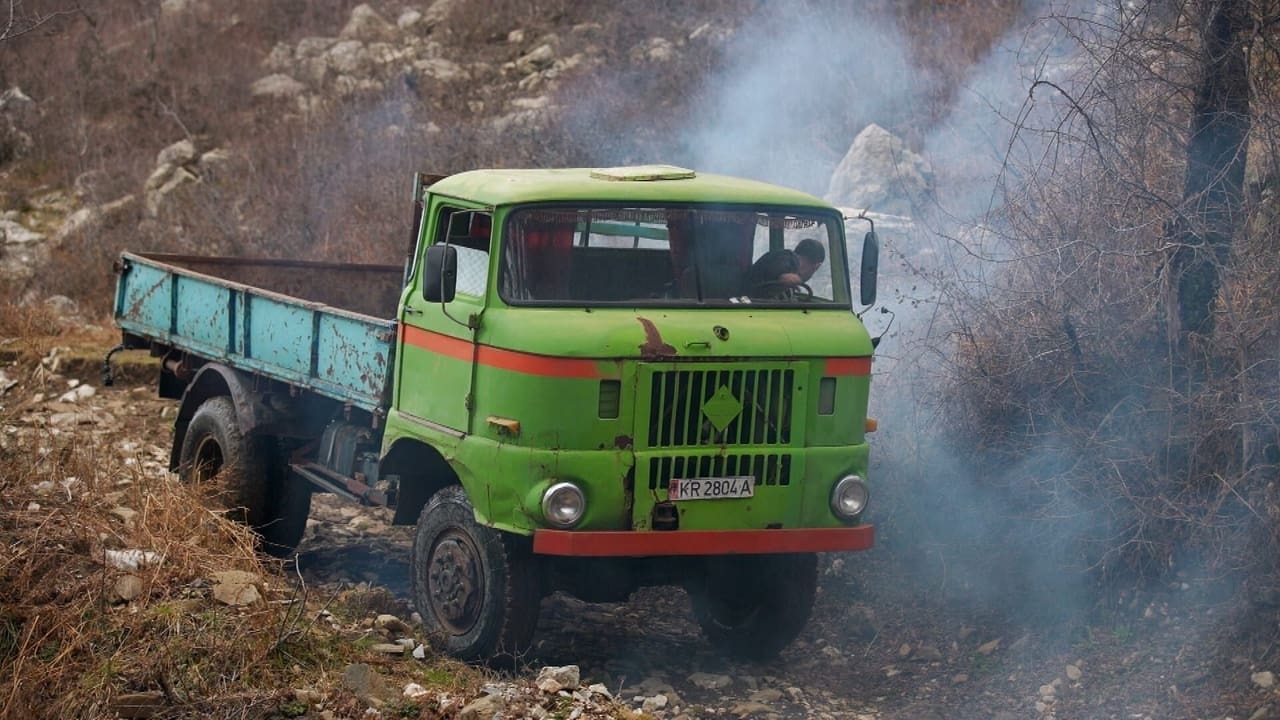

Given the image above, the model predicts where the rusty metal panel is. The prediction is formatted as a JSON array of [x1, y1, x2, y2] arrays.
[[114, 252, 397, 412]]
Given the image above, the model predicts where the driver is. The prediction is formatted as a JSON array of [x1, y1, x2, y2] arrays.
[[744, 238, 825, 296]]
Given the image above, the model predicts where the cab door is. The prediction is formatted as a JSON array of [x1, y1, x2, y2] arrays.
[[395, 201, 493, 434]]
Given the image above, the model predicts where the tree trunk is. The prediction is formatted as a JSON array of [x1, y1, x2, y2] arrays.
[[1168, 0, 1251, 347]]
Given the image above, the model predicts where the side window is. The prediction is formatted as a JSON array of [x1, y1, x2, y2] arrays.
[[434, 208, 492, 299]]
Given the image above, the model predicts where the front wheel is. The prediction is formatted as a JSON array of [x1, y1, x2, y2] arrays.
[[688, 553, 818, 661], [410, 486, 540, 664]]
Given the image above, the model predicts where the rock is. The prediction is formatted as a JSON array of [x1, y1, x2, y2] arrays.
[[419, 0, 458, 30], [292, 688, 322, 705], [952, 673, 969, 684], [914, 645, 943, 662], [507, 29, 525, 44], [1065, 664, 1082, 681], [145, 167, 199, 217], [688, 672, 732, 690], [0, 87, 37, 162], [371, 643, 406, 656], [374, 613, 410, 634], [0, 218, 44, 244], [155, 139, 197, 170], [749, 688, 784, 703], [343, 663, 390, 701], [110, 506, 139, 525], [1038, 683, 1056, 699], [729, 700, 772, 716], [210, 570, 262, 606], [397, 9, 423, 31], [57, 383, 94, 403], [1254, 671, 1276, 689], [43, 293, 79, 315], [413, 57, 466, 82], [113, 574, 145, 602], [104, 549, 164, 570], [327, 40, 369, 76], [403, 682, 430, 699], [1249, 705, 1273, 720], [412, 644, 426, 660], [459, 693, 506, 720], [536, 664, 580, 693], [825, 124, 934, 217], [642, 694, 668, 712], [630, 37, 675, 63], [976, 638, 1002, 655], [53, 194, 136, 246], [251, 73, 307, 99], [340, 4, 396, 42], [516, 44, 555, 74]]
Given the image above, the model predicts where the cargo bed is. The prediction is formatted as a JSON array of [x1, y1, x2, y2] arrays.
[[113, 252, 402, 412]]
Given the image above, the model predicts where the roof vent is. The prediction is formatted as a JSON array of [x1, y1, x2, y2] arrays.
[[589, 165, 696, 182]]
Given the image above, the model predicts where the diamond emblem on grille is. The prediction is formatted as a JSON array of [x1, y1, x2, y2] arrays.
[[702, 385, 742, 432]]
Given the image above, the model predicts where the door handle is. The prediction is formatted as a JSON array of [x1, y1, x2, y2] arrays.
[[403, 306, 424, 315]]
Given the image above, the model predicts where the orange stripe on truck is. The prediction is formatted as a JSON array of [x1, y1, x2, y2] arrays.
[[824, 357, 872, 376], [400, 324, 604, 379]]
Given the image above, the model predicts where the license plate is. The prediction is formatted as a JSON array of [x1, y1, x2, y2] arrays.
[[669, 476, 755, 501]]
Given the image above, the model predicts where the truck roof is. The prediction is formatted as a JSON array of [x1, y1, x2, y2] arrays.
[[427, 166, 836, 210]]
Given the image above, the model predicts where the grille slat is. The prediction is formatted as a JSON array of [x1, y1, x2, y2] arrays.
[[647, 452, 793, 490], [646, 367, 795, 448]]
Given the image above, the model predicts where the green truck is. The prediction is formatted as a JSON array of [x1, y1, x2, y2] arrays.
[[110, 165, 880, 662]]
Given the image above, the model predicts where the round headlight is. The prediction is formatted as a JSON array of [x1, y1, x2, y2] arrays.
[[542, 482, 585, 528], [830, 475, 869, 520]]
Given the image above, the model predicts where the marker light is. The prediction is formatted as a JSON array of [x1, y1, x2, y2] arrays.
[[542, 482, 585, 528], [830, 475, 869, 520]]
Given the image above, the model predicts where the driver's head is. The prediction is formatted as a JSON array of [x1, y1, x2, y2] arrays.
[[795, 238, 826, 281]]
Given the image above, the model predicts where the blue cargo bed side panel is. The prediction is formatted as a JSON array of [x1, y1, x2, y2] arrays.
[[114, 253, 395, 412]]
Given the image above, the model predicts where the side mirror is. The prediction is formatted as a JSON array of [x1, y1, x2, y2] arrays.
[[860, 230, 879, 306], [423, 244, 457, 303]]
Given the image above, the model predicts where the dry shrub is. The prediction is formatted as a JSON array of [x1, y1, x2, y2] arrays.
[[0, 432, 293, 719]]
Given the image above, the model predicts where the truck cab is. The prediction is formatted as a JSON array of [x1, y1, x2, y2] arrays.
[[387, 166, 877, 660]]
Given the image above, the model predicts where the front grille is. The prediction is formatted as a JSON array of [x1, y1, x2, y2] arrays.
[[648, 453, 793, 490], [645, 368, 795, 447]]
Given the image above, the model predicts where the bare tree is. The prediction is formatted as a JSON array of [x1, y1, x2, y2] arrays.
[[0, 0, 72, 43]]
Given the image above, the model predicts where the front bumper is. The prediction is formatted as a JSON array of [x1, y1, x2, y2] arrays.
[[532, 525, 874, 557]]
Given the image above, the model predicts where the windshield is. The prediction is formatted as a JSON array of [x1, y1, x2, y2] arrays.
[[498, 206, 849, 307]]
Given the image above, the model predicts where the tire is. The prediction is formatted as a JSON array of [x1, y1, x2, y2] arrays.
[[178, 396, 268, 527], [177, 396, 312, 556], [688, 553, 819, 661], [410, 486, 540, 664], [258, 469, 313, 558]]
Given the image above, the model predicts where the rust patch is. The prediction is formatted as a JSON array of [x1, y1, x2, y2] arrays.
[[613, 434, 633, 450], [637, 317, 676, 359]]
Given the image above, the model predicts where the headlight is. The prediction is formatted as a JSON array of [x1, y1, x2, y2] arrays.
[[542, 482, 585, 528], [830, 475, 869, 520]]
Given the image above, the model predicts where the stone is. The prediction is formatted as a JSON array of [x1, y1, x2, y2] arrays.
[[397, 9, 423, 31], [343, 663, 389, 700], [1038, 683, 1056, 699], [749, 688, 784, 703], [155, 139, 197, 170], [729, 700, 771, 716], [825, 124, 934, 217], [113, 574, 145, 602], [413, 57, 466, 82], [110, 506, 139, 525], [536, 664, 580, 693], [898, 643, 912, 658], [371, 643, 406, 656], [412, 644, 426, 660], [327, 40, 370, 75], [642, 694, 668, 712], [507, 29, 525, 44], [0, 219, 44, 245], [374, 613, 410, 634], [914, 645, 943, 662], [688, 672, 732, 690], [1065, 664, 1082, 681], [210, 570, 262, 606], [57, 383, 94, 403], [516, 44, 555, 73], [1253, 671, 1276, 689], [251, 74, 307, 99], [104, 549, 163, 570], [403, 682, 430, 699], [976, 638, 1002, 655], [459, 693, 506, 720], [340, 4, 396, 42]]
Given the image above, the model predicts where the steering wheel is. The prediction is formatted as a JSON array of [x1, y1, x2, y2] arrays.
[[751, 281, 814, 301]]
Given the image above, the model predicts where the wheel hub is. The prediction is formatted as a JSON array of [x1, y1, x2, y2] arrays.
[[428, 531, 482, 633]]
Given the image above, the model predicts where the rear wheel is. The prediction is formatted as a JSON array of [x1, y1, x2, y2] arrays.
[[688, 553, 818, 661], [178, 396, 268, 527], [177, 396, 311, 556], [410, 485, 540, 664]]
